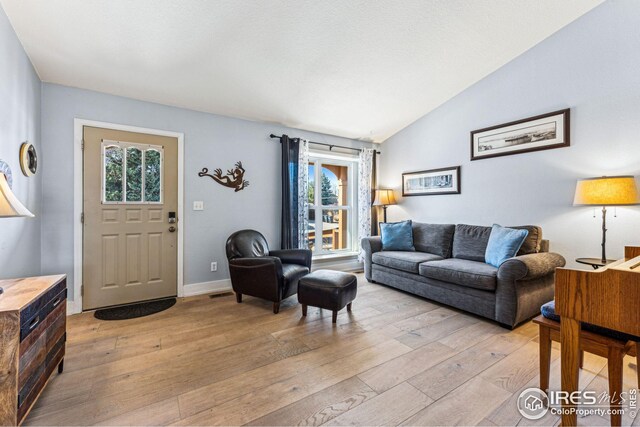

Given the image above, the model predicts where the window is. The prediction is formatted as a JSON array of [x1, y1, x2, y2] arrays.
[[125, 147, 143, 202], [104, 145, 123, 202], [306, 152, 358, 256], [102, 140, 163, 204]]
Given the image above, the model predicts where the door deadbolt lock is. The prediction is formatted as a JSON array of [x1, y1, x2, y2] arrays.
[[168, 226, 176, 232], [168, 212, 177, 223]]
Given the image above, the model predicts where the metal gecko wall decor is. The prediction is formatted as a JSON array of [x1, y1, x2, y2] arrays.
[[198, 161, 249, 192]]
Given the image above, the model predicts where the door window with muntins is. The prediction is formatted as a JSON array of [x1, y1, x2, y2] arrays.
[[102, 140, 163, 204]]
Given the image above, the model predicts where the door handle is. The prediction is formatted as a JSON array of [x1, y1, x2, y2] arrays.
[[169, 226, 176, 232]]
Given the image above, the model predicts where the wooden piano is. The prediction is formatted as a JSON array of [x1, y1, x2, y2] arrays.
[[555, 246, 640, 426]]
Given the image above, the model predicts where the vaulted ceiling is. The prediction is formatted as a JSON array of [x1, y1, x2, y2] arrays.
[[1, 0, 602, 142]]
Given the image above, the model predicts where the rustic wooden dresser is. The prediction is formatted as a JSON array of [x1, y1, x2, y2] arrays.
[[0, 275, 67, 425]]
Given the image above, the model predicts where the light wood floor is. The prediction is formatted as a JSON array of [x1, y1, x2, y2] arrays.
[[25, 274, 640, 426]]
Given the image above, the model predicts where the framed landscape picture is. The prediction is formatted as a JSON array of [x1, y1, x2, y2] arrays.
[[470, 108, 570, 161], [402, 166, 460, 196]]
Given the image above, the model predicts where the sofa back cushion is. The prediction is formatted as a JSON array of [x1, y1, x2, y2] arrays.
[[412, 223, 456, 258], [452, 224, 492, 262], [509, 225, 542, 255]]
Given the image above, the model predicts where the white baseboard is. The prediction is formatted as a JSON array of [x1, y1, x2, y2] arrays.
[[65, 279, 233, 316], [65, 267, 364, 316], [67, 299, 82, 315], [312, 258, 364, 273], [183, 279, 233, 297]]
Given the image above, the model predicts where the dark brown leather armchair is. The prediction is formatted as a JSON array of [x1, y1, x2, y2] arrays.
[[225, 230, 312, 313]]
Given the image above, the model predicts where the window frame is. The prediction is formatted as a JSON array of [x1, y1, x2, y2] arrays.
[[101, 140, 164, 205], [307, 151, 359, 258]]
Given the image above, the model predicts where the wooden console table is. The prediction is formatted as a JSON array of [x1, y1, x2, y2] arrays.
[[555, 246, 640, 426], [0, 275, 67, 425]]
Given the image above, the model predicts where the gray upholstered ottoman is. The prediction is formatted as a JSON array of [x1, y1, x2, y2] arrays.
[[298, 270, 357, 323]]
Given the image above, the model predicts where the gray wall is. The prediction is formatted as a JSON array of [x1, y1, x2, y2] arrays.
[[0, 6, 41, 279], [40, 83, 371, 300], [379, 1, 640, 268]]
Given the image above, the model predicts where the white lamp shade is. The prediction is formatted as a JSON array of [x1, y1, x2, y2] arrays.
[[0, 173, 34, 217], [373, 189, 397, 206]]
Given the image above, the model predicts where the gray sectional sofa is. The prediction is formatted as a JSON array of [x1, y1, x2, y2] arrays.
[[361, 223, 566, 328]]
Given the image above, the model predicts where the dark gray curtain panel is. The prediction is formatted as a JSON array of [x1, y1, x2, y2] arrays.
[[280, 134, 300, 249]]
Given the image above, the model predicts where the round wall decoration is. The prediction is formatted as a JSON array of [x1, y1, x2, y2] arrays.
[[19, 142, 37, 177], [0, 159, 13, 189]]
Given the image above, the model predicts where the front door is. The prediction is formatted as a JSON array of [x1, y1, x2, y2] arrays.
[[82, 126, 178, 310]]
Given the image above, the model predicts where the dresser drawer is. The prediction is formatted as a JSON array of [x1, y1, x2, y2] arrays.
[[18, 290, 67, 417], [19, 300, 67, 382], [20, 293, 66, 356], [18, 333, 65, 412], [19, 279, 66, 329], [20, 287, 67, 342], [18, 332, 47, 388]]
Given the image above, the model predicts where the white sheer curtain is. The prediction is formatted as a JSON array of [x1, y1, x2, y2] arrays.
[[358, 148, 375, 261], [297, 139, 309, 249]]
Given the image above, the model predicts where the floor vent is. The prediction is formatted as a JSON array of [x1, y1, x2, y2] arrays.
[[209, 292, 234, 299]]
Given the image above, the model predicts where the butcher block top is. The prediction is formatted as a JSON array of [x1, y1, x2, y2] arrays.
[[0, 275, 67, 312]]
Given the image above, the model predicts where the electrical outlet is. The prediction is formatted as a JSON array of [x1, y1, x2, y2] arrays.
[[210, 262, 217, 272], [193, 201, 204, 211]]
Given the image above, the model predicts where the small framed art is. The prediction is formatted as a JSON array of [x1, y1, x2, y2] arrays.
[[402, 166, 461, 196]]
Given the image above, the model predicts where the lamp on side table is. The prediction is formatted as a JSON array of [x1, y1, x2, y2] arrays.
[[573, 175, 640, 265], [373, 189, 397, 223]]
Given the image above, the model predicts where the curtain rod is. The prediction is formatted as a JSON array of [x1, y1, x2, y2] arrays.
[[269, 134, 381, 155]]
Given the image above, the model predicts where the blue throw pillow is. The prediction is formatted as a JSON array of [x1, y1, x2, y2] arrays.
[[485, 224, 529, 268], [380, 220, 415, 251]]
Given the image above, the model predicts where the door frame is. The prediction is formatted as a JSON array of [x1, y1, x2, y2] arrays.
[[71, 118, 185, 314]]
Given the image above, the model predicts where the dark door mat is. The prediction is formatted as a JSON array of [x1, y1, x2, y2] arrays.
[[94, 298, 176, 321]]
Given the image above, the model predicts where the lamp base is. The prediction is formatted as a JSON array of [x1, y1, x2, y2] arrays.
[[600, 206, 608, 265]]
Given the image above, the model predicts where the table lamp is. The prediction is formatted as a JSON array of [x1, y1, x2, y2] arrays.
[[373, 189, 397, 223], [0, 161, 35, 295], [573, 175, 640, 264]]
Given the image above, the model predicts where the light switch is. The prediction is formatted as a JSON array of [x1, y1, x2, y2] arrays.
[[193, 201, 204, 211]]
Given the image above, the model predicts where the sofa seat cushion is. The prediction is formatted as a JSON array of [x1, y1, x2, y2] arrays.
[[372, 251, 443, 273], [419, 258, 498, 291]]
